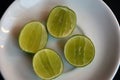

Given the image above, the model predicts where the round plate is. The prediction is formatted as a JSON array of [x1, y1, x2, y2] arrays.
[[0, 0, 120, 80]]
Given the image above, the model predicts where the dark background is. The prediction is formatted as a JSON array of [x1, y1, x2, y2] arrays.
[[0, 0, 119, 80]]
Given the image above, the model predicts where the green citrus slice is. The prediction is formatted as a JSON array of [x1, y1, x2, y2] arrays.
[[64, 35, 95, 67], [33, 49, 63, 80], [19, 21, 47, 53], [47, 6, 77, 38]]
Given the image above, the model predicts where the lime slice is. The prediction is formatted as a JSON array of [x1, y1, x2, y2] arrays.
[[19, 21, 47, 53], [33, 49, 63, 80], [47, 6, 77, 38], [64, 35, 95, 67]]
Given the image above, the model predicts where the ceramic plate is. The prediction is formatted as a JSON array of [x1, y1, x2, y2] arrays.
[[0, 0, 120, 80]]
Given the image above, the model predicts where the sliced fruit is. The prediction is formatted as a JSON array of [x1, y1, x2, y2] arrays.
[[47, 6, 77, 38], [64, 35, 95, 67], [33, 49, 63, 80], [19, 21, 47, 53]]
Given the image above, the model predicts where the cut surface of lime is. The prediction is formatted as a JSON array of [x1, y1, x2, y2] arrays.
[[47, 6, 77, 38], [33, 49, 63, 80], [64, 35, 95, 67], [19, 21, 47, 53]]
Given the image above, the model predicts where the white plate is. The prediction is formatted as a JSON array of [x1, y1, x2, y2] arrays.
[[0, 0, 120, 80]]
